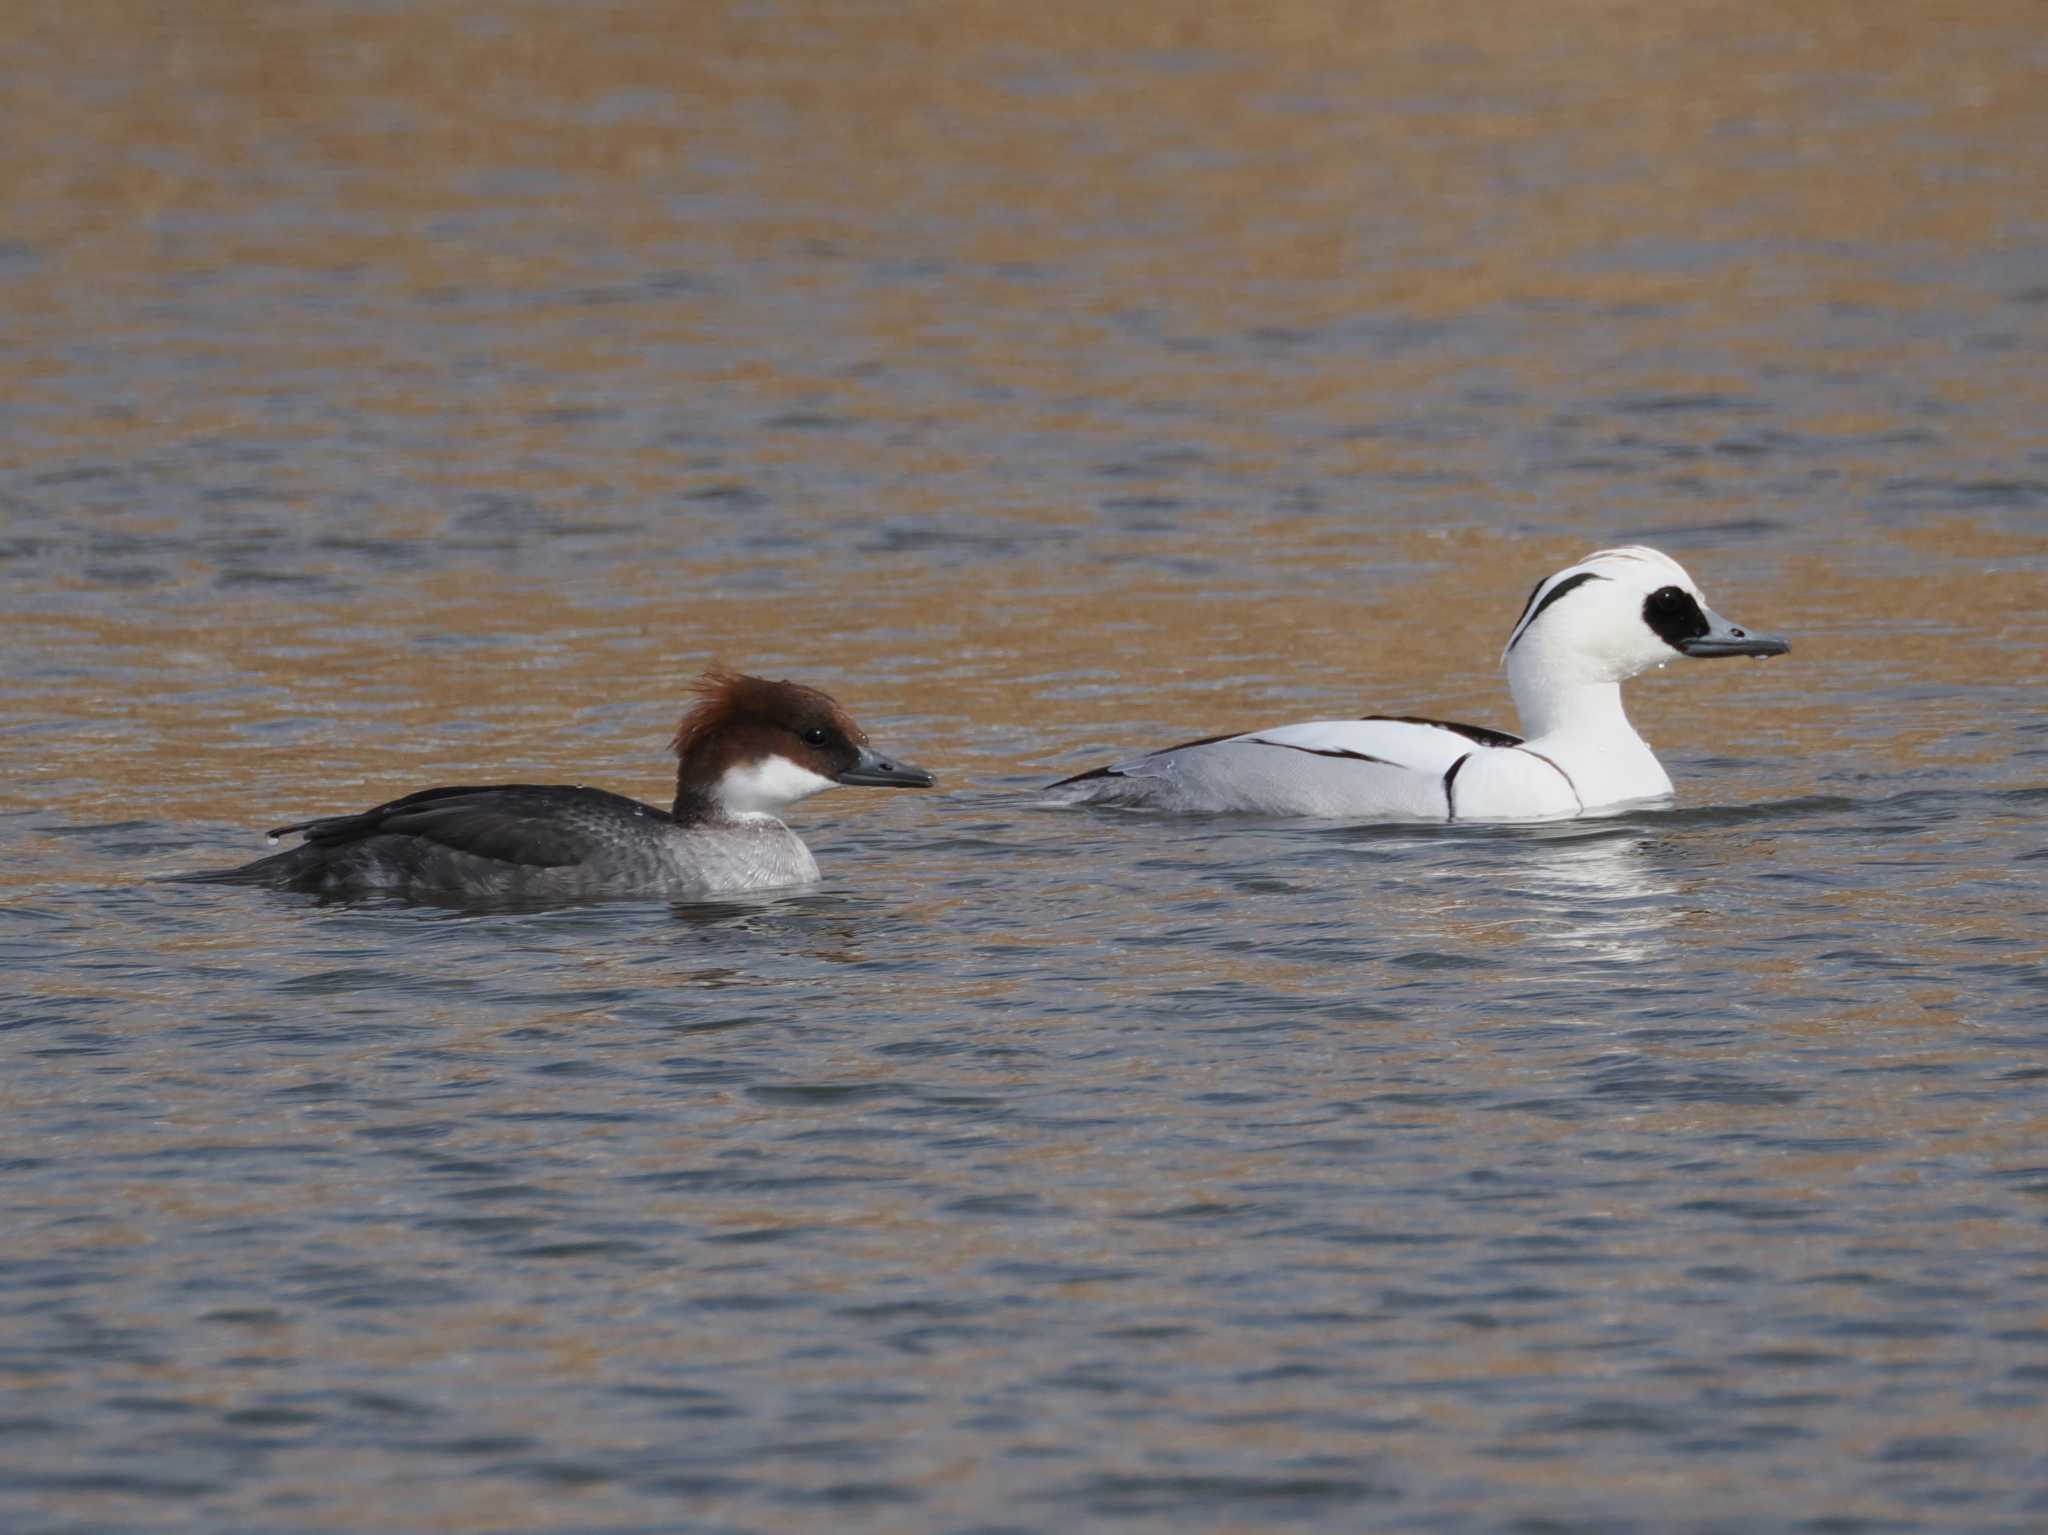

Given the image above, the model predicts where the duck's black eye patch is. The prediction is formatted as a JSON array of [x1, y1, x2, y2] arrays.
[[1642, 585, 1709, 648], [800, 725, 833, 747]]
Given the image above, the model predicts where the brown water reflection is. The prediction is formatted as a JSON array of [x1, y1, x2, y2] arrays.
[[2, 0, 2040, 826]]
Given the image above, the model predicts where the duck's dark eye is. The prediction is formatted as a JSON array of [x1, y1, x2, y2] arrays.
[[800, 726, 831, 747]]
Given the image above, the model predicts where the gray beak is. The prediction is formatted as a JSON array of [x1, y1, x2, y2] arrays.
[[836, 743, 936, 789], [1677, 609, 1790, 659]]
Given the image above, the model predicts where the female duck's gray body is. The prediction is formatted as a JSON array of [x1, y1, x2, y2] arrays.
[[181, 668, 934, 899], [1048, 546, 1789, 822], [222, 784, 826, 901]]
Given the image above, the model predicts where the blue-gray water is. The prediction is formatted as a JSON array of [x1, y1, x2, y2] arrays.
[[3, 4, 2045, 1531]]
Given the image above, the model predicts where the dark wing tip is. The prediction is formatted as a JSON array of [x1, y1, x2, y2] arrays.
[[1362, 714, 1524, 749], [1047, 764, 1123, 788]]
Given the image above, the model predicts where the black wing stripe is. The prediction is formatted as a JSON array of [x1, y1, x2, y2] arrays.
[[1046, 728, 1248, 787], [1050, 727, 1414, 786], [1442, 752, 1472, 820], [1361, 714, 1523, 749], [1247, 738, 1400, 767], [1046, 763, 1123, 787], [1516, 748, 1583, 813], [1054, 698, 1531, 791]]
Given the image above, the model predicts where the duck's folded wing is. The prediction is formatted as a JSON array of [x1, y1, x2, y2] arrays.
[[1235, 716, 1512, 776], [273, 785, 657, 869], [1049, 714, 1525, 816], [1057, 713, 1521, 783]]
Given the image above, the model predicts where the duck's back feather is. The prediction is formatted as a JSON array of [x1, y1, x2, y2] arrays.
[[272, 784, 664, 868], [171, 783, 778, 898]]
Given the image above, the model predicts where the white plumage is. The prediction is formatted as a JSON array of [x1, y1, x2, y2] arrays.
[[1047, 546, 1788, 822]]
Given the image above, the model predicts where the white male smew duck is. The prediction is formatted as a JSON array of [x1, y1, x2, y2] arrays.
[[1046, 546, 1789, 821]]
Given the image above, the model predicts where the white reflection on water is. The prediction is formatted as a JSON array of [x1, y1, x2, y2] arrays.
[[1516, 829, 1678, 965]]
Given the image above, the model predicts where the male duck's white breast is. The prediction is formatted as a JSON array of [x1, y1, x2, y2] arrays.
[[1441, 746, 1586, 821]]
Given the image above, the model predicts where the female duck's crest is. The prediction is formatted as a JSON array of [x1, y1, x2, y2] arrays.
[[672, 666, 867, 763], [675, 666, 935, 819]]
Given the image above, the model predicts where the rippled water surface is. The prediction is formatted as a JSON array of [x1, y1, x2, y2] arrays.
[[4, 4, 2046, 1531]]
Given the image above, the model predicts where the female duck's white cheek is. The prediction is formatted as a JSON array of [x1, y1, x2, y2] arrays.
[[713, 756, 841, 814]]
